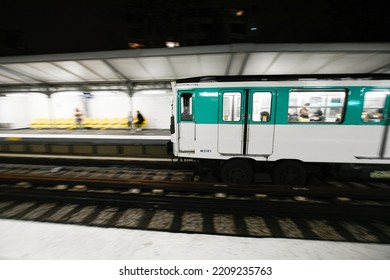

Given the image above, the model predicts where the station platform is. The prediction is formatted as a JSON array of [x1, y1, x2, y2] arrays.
[[1, 218, 389, 260], [0, 128, 171, 159], [0, 128, 171, 140]]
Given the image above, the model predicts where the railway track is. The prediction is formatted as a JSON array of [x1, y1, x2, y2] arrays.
[[0, 163, 389, 244]]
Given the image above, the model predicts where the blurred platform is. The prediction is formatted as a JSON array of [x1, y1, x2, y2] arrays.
[[0, 128, 170, 137], [0, 128, 171, 159], [1, 219, 389, 260]]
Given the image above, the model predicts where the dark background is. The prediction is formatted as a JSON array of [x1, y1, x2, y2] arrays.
[[1, 0, 389, 56]]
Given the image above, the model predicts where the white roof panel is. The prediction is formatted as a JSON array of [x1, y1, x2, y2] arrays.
[[4, 62, 84, 83], [227, 53, 247, 75], [199, 54, 231, 76], [54, 61, 104, 81], [317, 53, 390, 74], [0, 67, 38, 84], [79, 60, 122, 81], [243, 52, 279, 75], [169, 55, 200, 78], [265, 52, 338, 74], [138, 57, 176, 79], [108, 58, 151, 80], [0, 43, 389, 88]]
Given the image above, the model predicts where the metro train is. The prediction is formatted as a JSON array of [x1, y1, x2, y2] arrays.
[[168, 74, 390, 185]]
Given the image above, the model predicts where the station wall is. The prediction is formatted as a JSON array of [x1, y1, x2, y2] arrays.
[[52, 93, 85, 119], [132, 92, 173, 129], [0, 91, 173, 130], [87, 92, 129, 119], [0, 94, 48, 129]]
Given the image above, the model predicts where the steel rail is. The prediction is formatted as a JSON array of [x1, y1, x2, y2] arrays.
[[0, 177, 389, 220], [0, 173, 390, 200]]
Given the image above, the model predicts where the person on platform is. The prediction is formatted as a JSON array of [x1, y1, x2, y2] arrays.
[[128, 111, 134, 130], [135, 110, 145, 131], [74, 108, 83, 128]]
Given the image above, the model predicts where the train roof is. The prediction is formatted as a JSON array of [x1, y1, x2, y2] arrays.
[[176, 74, 390, 84]]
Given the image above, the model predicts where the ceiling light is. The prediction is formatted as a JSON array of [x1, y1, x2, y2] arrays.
[[166, 41, 180, 48]]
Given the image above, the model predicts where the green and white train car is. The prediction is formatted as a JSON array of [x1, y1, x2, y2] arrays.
[[169, 74, 390, 184]]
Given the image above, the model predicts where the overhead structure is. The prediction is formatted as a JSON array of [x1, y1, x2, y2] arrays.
[[0, 43, 390, 93]]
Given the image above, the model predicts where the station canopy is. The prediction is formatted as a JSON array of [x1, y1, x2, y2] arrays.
[[0, 43, 390, 94]]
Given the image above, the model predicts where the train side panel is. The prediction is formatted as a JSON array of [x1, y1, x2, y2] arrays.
[[270, 125, 386, 163], [172, 81, 390, 165]]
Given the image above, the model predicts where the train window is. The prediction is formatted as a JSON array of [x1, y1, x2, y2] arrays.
[[288, 90, 346, 123], [252, 92, 272, 122], [362, 91, 388, 122], [222, 92, 241, 122], [180, 93, 193, 121]]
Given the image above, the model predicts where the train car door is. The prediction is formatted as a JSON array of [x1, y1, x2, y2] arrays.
[[217, 89, 275, 155], [356, 90, 390, 160], [247, 90, 275, 155], [217, 90, 245, 154], [178, 92, 195, 153], [381, 93, 390, 158]]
